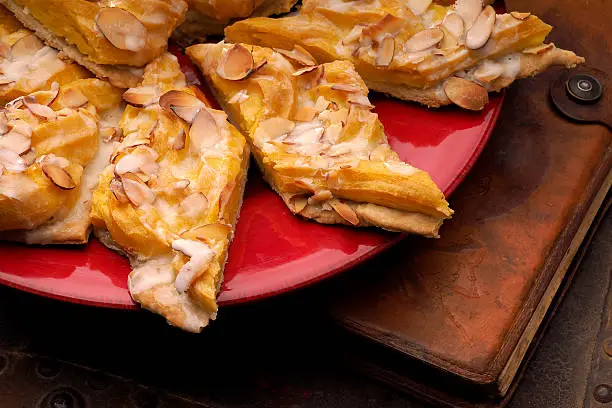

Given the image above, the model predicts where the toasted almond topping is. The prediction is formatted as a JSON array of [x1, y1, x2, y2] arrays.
[[329, 200, 359, 225], [24, 96, 56, 120], [294, 106, 317, 122], [159, 90, 204, 123], [181, 192, 209, 218], [21, 149, 36, 166], [290, 195, 309, 213], [292, 65, 320, 76], [29, 84, 59, 106], [454, 0, 485, 28], [10, 34, 43, 58], [100, 127, 118, 142], [443, 12, 465, 39], [465, 6, 496, 50], [405, 28, 444, 52], [444, 77, 489, 111], [42, 162, 76, 190], [406, 0, 433, 15], [510, 11, 531, 20], [254, 117, 296, 145], [310, 190, 333, 203], [172, 129, 186, 150], [274, 45, 317, 66], [376, 35, 395, 67], [0, 77, 15, 86], [96, 8, 147, 52], [523, 43, 554, 55], [331, 83, 362, 93], [473, 60, 504, 83], [110, 178, 129, 203], [121, 173, 155, 207], [252, 58, 268, 74], [0, 148, 27, 172], [60, 88, 88, 109], [439, 28, 459, 50], [122, 86, 160, 107], [295, 178, 317, 192], [362, 14, 405, 42], [189, 108, 221, 149], [0, 130, 31, 155], [217, 44, 254, 81], [297, 65, 325, 90], [0, 111, 8, 135], [183, 223, 232, 244]]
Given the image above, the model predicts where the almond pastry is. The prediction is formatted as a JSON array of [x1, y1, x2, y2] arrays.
[[0, 5, 90, 104], [187, 42, 453, 237], [90, 53, 250, 332], [174, 0, 298, 41], [0, 0, 188, 87], [0, 75, 124, 244], [225, 0, 585, 109]]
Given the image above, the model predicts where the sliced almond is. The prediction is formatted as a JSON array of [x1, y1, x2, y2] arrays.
[[0, 130, 31, 155], [296, 65, 325, 90], [181, 192, 209, 217], [295, 178, 316, 192], [406, 0, 433, 15], [309, 189, 333, 203], [24, 96, 56, 120], [96, 8, 147, 52], [0, 148, 27, 172], [60, 88, 88, 109], [439, 27, 459, 50], [523, 43, 554, 55], [274, 45, 317, 66], [217, 44, 254, 81], [172, 129, 186, 150], [454, 0, 485, 29], [10, 34, 43, 58], [289, 195, 309, 213], [292, 65, 320, 76], [29, 84, 59, 106], [294, 106, 317, 122], [189, 108, 221, 149], [122, 86, 160, 107], [473, 60, 504, 83], [42, 162, 76, 190], [121, 173, 155, 207], [465, 5, 496, 50], [184, 223, 232, 244], [20, 149, 37, 166], [362, 14, 405, 42], [442, 12, 465, 39], [510, 11, 531, 20], [331, 83, 362, 93], [100, 127, 118, 142], [444, 77, 489, 111], [110, 178, 129, 203], [0, 111, 8, 135], [347, 94, 374, 109], [254, 117, 296, 145], [405, 28, 444, 52], [329, 200, 359, 226], [159, 90, 204, 123], [376, 35, 395, 67], [0, 77, 15, 86]]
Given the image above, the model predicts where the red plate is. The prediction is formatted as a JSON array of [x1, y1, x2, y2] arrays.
[[0, 55, 503, 309]]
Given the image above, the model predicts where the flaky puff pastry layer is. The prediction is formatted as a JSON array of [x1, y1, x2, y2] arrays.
[[175, 0, 297, 40], [225, 0, 584, 109], [0, 5, 91, 104], [91, 53, 249, 332], [187, 42, 452, 237], [0, 77, 123, 244]]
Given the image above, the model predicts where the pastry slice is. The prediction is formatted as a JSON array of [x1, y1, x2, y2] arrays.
[[0, 0, 188, 87], [90, 53, 249, 332], [225, 0, 585, 109], [0, 4, 90, 104], [0, 76, 124, 244], [174, 0, 298, 41], [187, 42, 452, 237]]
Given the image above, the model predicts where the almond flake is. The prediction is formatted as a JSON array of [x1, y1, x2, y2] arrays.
[[10, 34, 43, 58], [100, 127, 118, 142], [181, 192, 209, 218], [442, 12, 465, 38], [331, 84, 362, 93], [24, 96, 56, 120], [96, 7, 147, 52], [406, 0, 433, 15], [294, 106, 317, 122], [510, 11, 531, 20], [0, 111, 8, 135], [523, 43, 554, 55], [465, 5, 496, 50], [172, 129, 186, 150], [110, 178, 129, 203], [0, 130, 31, 155], [473, 60, 504, 83], [292, 65, 320, 76], [444, 77, 489, 111], [290, 195, 309, 214], [329, 200, 359, 225], [297, 65, 325, 90], [0, 148, 28, 172], [189, 108, 221, 149], [254, 117, 295, 145], [376, 35, 395, 67], [42, 162, 76, 190], [362, 14, 405, 42], [60, 88, 88, 109], [347, 94, 374, 109], [159, 90, 204, 123], [274, 45, 317, 66], [217, 44, 254, 81], [29, 84, 59, 106], [405, 28, 444, 52], [122, 86, 160, 107], [121, 173, 155, 207]]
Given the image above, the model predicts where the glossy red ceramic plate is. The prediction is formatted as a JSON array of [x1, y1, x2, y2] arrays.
[[0, 54, 503, 309]]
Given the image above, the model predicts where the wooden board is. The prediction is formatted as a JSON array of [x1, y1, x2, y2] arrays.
[[328, 0, 612, 405]]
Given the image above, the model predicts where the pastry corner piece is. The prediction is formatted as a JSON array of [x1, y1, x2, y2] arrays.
[[187, 42, 452, 238], [0, 0, 188, 88], [90, 52, 250, 332], [225, 0, 585, 110]]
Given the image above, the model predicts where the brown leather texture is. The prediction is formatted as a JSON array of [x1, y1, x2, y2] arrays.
[[331, 0, 611, 390]]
